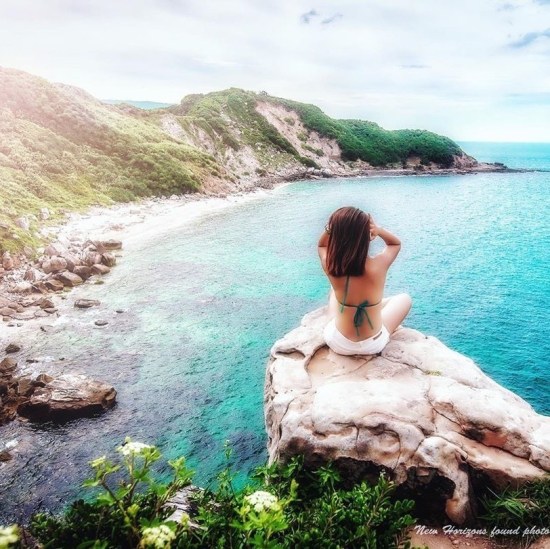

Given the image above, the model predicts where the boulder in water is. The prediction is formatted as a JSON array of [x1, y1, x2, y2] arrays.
[[98, 239, 122, 251], [17, 374, 117, 421], [101, 252, 116, 267]]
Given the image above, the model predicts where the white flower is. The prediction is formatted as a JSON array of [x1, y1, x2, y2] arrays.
[[117, 441, 153, 458], [140, 524, 176, 548], [0, 525, 19, 547], [243, 490, 280, 513], [90, 455, 107, 468]]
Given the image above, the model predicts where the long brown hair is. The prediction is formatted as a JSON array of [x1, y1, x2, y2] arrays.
[[326, 207, 371, 277]]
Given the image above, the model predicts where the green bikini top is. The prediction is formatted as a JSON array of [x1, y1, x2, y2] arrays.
[[337, 275, 381, 336]]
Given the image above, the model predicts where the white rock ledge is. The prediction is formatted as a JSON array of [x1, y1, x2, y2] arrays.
[[264, 307, 550, 525]]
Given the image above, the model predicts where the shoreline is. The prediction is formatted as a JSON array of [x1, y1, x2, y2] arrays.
[[0, 160, 526, 331]]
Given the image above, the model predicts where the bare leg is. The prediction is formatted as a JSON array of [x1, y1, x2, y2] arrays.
[[382, 293, 412, 334]]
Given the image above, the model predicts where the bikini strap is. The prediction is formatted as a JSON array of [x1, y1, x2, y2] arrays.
[[354, 301, 375, 336], [340, 275, 350, 314]]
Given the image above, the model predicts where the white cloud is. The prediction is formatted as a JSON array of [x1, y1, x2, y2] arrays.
[[0, 0, 549, 141]]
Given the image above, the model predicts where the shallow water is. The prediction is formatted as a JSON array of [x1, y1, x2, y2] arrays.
[[1, 142, 549, 522]]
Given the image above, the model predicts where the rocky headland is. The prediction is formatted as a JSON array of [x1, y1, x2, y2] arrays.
[[264, 307, 550, 525]]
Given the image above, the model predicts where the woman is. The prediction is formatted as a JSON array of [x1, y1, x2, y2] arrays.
[[318, 206, 412, 356]]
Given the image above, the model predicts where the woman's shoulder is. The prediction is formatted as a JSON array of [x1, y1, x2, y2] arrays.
[[364, 254, 389, 275]]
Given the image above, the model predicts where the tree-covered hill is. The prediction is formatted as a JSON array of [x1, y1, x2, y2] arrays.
[[0, 68, 472, 253]]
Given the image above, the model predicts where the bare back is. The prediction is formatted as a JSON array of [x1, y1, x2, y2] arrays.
[[321, 253, 388, 341]]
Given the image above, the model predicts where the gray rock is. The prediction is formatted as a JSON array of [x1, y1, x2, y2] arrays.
[[24, 267, 42, 282], [16, 376, 35, 397], [63, 253, 81, 272], [44, 279, 65, 292], [42, 256, 68, 274], [0, 357, 17, 373], [2, 252, 14, 271], [13, 281, 33, 294], [15, 216, 30, 230], [38, 297, 55, 309], [83, 251, 102, 266], [44, 243, 68, 257], [98, 239, 122, 250]]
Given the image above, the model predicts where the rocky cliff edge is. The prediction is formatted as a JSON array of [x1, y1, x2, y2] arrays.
[[264, 307, 550, 524]]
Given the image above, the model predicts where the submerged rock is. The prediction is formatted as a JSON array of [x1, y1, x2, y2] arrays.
[[5, 343, 21, 353], [98, 239, 122, 251], [264, 307, 550, 525], [74, 298, 100, 309]]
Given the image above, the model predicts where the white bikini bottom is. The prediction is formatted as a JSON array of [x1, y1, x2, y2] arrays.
[[323, 319, 390, 356]]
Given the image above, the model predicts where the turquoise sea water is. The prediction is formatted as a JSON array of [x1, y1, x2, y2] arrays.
[[1, 142, 549, 522]]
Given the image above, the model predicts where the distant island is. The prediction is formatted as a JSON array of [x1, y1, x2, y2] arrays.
[[0, 67, 507, 254]]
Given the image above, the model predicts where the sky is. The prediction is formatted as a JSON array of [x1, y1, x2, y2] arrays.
[[1, 0, 549, 142]]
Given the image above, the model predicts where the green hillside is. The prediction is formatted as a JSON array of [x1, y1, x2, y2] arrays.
[[0, 68, 226, 251], [0, 69, 468, 254], [271, 97, 462, 167]]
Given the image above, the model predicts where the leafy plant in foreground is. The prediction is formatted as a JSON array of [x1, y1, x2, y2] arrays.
[[30, 437, 194, 548], [27, 440, 419, 548]]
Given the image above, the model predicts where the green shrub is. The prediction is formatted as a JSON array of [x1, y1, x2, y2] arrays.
[[302, 144, 324, 157], [27, 440, 418, 549], [479, 476, 550, 543]]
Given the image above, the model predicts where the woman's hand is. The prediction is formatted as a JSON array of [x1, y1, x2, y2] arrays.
[[369, 217, 381, 241]]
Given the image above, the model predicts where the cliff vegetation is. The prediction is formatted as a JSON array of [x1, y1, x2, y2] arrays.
[[0, 68, 468, 254]]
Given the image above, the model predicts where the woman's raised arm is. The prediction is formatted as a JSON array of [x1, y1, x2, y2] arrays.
[[370, 220, 401, 268]]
